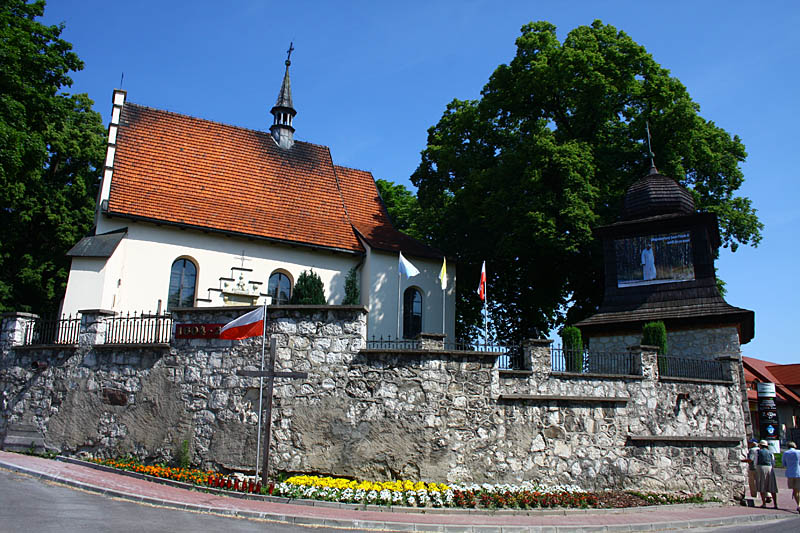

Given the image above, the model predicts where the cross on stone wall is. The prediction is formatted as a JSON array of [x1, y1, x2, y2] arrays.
[[236, 337, 306, 485]]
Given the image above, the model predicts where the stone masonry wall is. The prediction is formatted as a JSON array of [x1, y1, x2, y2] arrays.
[[0, 308, 748, 500], [587, 326, 742, 359]]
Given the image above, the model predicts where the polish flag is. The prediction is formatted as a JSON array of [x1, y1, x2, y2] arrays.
[[477, 261, 486, 301], [219, 306, 265, 340]]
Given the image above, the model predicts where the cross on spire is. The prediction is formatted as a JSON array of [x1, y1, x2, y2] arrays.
[[645, 120, 658, 174], [286, 42, 294, 66]]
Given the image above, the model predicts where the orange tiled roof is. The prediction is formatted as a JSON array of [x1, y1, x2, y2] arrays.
[[107, 102, 441, 260], [334, 165, 441, 259], [109, 103, 363, 252], [766, 364, 800, 386], [743, 356, 800, 404]]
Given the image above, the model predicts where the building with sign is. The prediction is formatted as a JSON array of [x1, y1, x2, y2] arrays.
[[743, 357, 800, 444], [60, 54, 455, 341]]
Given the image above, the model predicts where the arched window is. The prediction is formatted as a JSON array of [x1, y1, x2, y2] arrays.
[[268, 271, 292, 305], [403, 287, 422, 339], [168, 258, 197, 310]]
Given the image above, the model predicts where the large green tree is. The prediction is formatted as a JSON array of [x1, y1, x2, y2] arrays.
[[0, 0, 105, 314], [410, 20, 762, 343]]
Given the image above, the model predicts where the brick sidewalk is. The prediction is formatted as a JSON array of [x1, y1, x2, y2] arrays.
[[0, 451, 794, 532]]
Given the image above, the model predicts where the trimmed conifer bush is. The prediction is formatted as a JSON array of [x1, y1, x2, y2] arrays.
[[641, 321, 667, 354], [343, 267, 360, 305], [561, 326, 584, 372], [290, 270, 326, 305], [642, 321, 668, 375]]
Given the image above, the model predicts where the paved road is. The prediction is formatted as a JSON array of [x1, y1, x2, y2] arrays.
[[687, 515, 800, 532], [0, 469, 340, 533]]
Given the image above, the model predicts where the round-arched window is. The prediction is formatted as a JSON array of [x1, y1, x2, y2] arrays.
[[268, 271, 292, 305], [168, 258, 197, 310], [403, 287, 422, 339]]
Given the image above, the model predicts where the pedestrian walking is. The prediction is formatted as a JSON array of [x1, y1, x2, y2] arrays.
[[783, 441, 800, 513], [755, 440, 778, 509], [740, 439, 759, 502]]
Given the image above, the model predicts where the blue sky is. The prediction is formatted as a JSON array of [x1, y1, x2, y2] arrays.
[[43, 1, 798, 364]]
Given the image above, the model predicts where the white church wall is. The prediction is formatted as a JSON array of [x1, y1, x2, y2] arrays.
[[63, 220, 360, 316], [61, 257, 110, 314], [365, 249, 455, 342]]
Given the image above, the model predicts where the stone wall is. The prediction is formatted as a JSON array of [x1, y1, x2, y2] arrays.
[[0, 307, 748, 500], [586, 326, 742, 359]]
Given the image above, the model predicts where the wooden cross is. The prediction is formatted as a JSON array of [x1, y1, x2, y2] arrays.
[[236, 337, 307, 485]]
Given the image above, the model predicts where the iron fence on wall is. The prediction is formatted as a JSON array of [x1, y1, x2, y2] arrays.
[[20, 315, 81, 346], [551, 347, 641, 376], [366, 336, 421, 350], [657, 356, 731, 381], [366, 336, 522, 367], [104, 312, 173, 344]]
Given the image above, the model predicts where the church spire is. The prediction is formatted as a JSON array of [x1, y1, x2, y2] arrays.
[[270, 43, 297, 149]]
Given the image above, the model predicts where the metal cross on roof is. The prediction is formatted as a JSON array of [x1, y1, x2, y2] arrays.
[[646, 120, 657, 173], [286, 42, 294, 65]]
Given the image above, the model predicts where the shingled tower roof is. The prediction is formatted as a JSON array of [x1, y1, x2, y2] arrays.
[[622, 167, 695, 220]]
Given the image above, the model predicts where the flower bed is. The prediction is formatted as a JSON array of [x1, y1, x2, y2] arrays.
[[85, 457, 709, 509], [273, 476, 598, 509]]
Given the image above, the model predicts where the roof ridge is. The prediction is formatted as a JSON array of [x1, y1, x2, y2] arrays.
[[123, 101, 327, 150], [333, 163, 372, 174]]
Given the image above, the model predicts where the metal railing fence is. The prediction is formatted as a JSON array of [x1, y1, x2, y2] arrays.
[[657, 356, 731, 381], [104, 312, 173, 344], [21, 315, 81, 346], [365, 336, 421, 350], [551, 347, 641, 376]]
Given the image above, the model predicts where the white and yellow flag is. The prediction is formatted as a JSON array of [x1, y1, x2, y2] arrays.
[[438, 257, 447, 290]]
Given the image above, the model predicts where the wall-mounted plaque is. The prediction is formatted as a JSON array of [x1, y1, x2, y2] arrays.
[[614, 231, 695, 288], [175, 323, 224, 339]]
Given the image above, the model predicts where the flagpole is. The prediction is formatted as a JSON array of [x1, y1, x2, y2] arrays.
[[484, 270, 488, 346], [397, 265, 401, 339], [442, 287, 445, 335], [254, 298, 267, 478]]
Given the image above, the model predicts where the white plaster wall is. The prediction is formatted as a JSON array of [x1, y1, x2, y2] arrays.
[[65, 219, 456, 340], [61, 257, 108, 314], [63, 220, 360, 315], [365, 249, 455, 342]]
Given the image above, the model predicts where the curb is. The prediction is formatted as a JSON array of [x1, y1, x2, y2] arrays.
[[0, 458, 791, 532], [54, 456, 726, 517]]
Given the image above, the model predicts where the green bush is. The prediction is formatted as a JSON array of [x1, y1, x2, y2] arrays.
[[343, 267, 360, 305], [290, 270, 326, 305], [642, 321, 668, 374], [178, 439, 192, 469], [561, 326, 584, 372], [642, 321, 667, 355]]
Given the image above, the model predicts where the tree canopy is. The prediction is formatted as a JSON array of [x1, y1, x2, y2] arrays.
[[408, 20, 762, 343], [0, 0, 105, 314]]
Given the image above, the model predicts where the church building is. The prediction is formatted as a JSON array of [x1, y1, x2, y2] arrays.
[[61, 51, 455, 341]]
